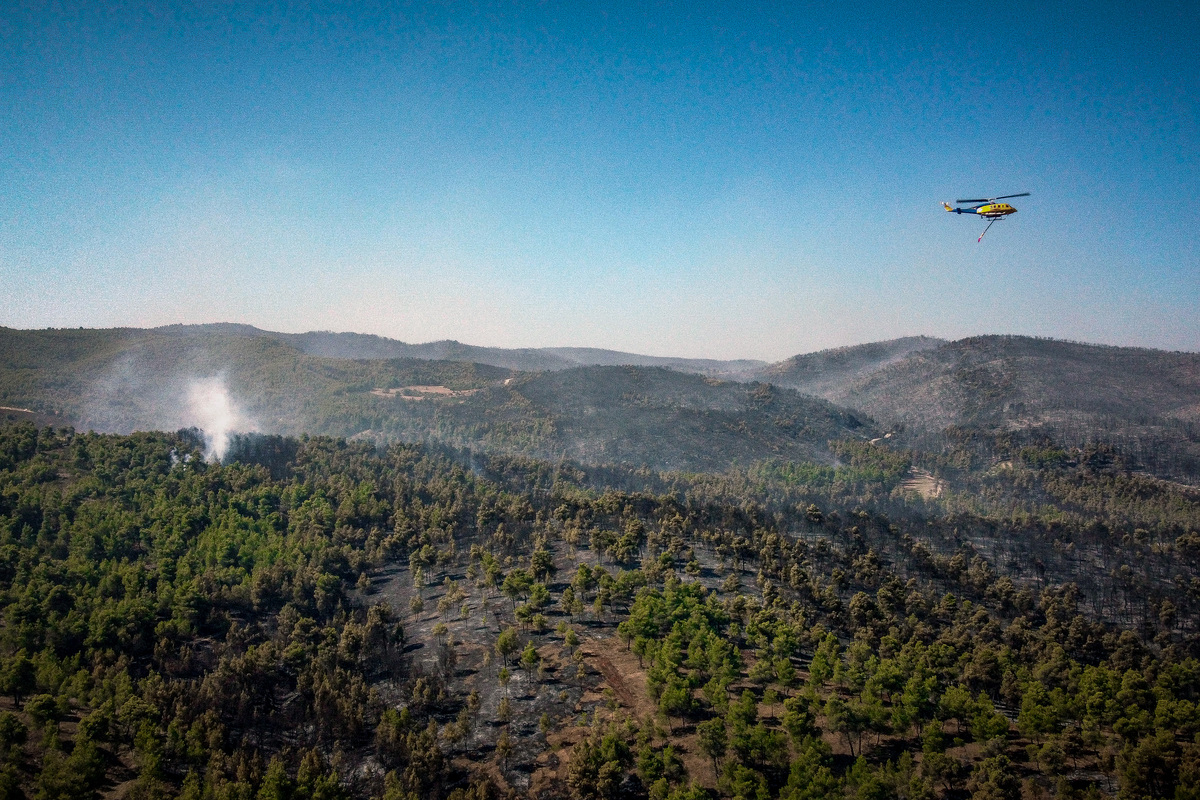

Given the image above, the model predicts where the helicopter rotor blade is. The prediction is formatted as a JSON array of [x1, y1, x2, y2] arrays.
[[956, 192, 1030, 203]]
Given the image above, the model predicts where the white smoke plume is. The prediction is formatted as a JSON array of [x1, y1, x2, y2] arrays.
[[79, 344, 260, 460], [187, 376, 249, 462]]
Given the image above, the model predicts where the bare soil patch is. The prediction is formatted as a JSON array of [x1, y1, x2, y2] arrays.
[[370, 386, 480, 400], [578, 637, 652, 718], [900, 466, 944, 499]]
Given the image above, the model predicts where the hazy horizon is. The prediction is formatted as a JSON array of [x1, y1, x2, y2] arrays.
[[3, 3, 1197, 361], [6, 321, 1199, 364]]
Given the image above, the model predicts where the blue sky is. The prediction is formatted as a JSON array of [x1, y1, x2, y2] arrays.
[[2, 1, 1197, 359]]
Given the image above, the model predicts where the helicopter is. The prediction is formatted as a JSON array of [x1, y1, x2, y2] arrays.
[[943, 192, 1030, 241]]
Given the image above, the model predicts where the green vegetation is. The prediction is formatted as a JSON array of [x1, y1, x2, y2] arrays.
[[0, 425, 485, 798], [1, 419, 1197, 798]]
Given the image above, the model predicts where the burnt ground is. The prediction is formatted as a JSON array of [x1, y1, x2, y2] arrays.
[[362, 534, 753, 796], [361, 534, 1063, 798], [369, 542, 613, 795]]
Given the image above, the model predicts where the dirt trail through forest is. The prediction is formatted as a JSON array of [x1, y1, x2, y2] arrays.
[[580, 638, 652, 717]]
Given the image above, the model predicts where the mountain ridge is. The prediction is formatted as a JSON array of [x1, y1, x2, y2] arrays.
[[4, 325, 1198, 478], [150, 323, 767, 377]]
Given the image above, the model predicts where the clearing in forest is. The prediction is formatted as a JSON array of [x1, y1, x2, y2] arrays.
[[899, 466, 944, 499], [370, 385, 480, 400]]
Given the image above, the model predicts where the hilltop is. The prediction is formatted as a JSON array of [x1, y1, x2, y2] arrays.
[[752, 336, 945, 398], [818, 336, 1200, 476], [831, 335, 1200, 427]]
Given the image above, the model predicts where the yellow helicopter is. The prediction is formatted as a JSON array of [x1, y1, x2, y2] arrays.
[[943, 192, 1029, 241]]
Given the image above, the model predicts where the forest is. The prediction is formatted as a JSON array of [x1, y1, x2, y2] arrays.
[[0, 422, 1198, 799]]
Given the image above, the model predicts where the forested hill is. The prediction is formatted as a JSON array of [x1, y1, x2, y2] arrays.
[[753, 335, 1200, 480], [427, 367, 870, 471], [0, 325, 508, 437], [753, 336, 946, 397], [0, 327, 868, 472], [832, 336, 1200, 426], [824, 336, 1200, 477]]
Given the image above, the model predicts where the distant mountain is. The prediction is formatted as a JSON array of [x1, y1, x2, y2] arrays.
[[282, 331, 577, 371], [540, 347, 764, 378], [745, 333, 1200, 478], [754, 336, 945, 397], [152, 324, 766, 377], [6, 325, 1198, 477], [0, 326, 864, 471]]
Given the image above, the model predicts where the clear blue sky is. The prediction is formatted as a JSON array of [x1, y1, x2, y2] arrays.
[[2, 1, 1197, 359]]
